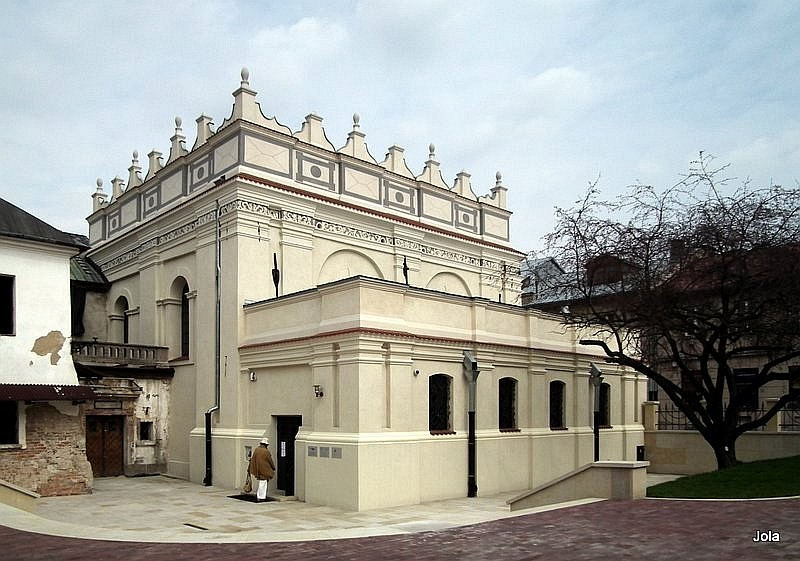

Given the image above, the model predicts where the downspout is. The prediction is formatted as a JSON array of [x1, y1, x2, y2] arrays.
[[463, 351, 480, 497], [204, 199, 222, 486]]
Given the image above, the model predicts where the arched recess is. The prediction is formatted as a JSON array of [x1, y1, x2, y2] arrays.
[[166, 276, 191, 360], [111, 295, 130, 344], [424, 272, 472, 297], [316, 249, 384, 285]]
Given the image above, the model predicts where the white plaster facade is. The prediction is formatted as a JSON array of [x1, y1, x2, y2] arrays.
[[83, 69, 646, 510], [0, 237, 81, 386], [0, 202, 94, 495]]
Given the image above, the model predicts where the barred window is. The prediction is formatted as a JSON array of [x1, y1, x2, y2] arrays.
[[499, 377, 517, 430], [429, 374, 452, 433]]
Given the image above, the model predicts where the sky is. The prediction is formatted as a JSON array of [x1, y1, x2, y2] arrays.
[[1, 0, 798, 252]]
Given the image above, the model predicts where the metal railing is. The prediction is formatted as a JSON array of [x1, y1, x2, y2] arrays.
[[656, 401, 800, 432], [71, 340, 169, 365]]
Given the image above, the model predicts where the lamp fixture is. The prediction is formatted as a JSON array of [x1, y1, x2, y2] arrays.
[[249, 370, 257, 382], [313, 384, 324, 398]]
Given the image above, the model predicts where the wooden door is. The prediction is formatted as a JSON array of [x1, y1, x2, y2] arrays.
[[86, 415, 124, 476]]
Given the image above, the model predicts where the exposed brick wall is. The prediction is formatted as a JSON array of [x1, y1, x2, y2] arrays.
[[0, 403, 93, 496]]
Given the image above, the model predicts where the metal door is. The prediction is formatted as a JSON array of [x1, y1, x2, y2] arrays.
[[86, 415, 124, 476], [275, 416, 302, 496]]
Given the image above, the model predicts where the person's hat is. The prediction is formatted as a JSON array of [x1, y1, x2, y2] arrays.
[[260, 437, 269, 445]]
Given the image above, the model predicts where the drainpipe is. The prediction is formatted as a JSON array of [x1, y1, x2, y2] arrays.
[[463, 351, 480, 497], [204, 199, 222, 486]]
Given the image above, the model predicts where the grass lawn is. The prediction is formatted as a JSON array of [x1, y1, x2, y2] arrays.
[[647, 455, 800, 499]]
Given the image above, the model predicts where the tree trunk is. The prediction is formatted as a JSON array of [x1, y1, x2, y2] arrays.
[[712, 440, 739, 470]]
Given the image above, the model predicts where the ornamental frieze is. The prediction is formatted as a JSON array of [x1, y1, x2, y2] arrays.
[[99, 197, 510, 273]]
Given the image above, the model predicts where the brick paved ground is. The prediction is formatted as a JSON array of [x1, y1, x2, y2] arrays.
[[1, 498, 797, 560]]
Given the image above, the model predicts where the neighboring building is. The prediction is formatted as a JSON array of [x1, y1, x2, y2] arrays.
[[79, 69, 646, 510], [0, 198, 95, 496], [523, 250, 800, 422]]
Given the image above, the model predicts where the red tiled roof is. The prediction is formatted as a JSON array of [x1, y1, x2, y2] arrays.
[[0, 384, 96, 401]]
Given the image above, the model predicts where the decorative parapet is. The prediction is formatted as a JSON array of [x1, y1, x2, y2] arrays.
[[87, 68, 514, 247], [71, 341, 169, 366]]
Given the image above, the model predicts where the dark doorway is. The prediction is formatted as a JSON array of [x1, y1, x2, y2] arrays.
[[275, 415, 302, 496], [86, 415, 124, 477]]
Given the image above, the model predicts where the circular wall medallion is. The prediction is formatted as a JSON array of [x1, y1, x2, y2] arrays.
[[462, 213, 470, 223], [395, 192, 404, 203], [310, 165, 322, 178]]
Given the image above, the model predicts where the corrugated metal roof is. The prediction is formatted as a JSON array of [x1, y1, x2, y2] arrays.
[[0, 384, 96, 401], [0, 197, 84, 249], [70, 254, 108, 286]]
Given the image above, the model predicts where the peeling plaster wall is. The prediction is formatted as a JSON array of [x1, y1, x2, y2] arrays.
[[0, 238, 81, 386]]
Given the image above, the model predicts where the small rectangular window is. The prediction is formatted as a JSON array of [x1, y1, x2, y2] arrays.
[[0, 275, 14, 335], [0, 401, 19, 444], [139, 421, 153, 441]]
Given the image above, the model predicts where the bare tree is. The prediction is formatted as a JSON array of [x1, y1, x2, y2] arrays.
[[539, 153, 800, 469]]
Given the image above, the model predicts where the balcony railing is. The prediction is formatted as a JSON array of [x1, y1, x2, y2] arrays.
[[71, 341, 169, 366]]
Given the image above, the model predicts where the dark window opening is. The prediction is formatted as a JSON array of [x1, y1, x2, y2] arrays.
[[0, 275, 14, 335], [734, 368, 759, 410], [499, 377, 517, 430], [139, 421, 153, 441], [180, 283, 190, 358], [790, 367, 800, 408], [122, 301, 129, 344], [599, 382, 611, 427], [681, 370, 703, 401], [429, 374, 452, 433], [549, 381, 566, 430], [0, 401, 19, 444]]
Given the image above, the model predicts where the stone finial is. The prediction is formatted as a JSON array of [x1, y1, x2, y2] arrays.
[[145, 149, 164, 180], [193, 114, 215, 149], [294, 113, 335, 150], [490, 171, 508, 208], [219, 67, 292, 134], [338, 112, 376, 163], [479, 171, 509, 209], [416, 142, 448, 189], [453, 170, 478, 200], [127, 150, 143, 189], [92, 178, 108, 212], [111, 176, 126, 201], [379, 145, 415, 179], [167, 116, 188, 164]]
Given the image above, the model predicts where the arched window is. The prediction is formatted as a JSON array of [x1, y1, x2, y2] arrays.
[[167, 277, 191, 360], [599, 382, 611, 427], [429, 374, 452, 433], [499, 377, 518, 431], [180, 283, 190, 358], [549, 380, 566, 430], [113, 296, 129, 344]]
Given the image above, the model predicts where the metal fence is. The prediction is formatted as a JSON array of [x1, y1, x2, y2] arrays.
[[656, 401, 800, 432]]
